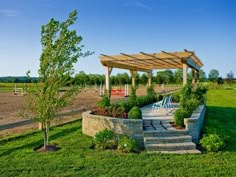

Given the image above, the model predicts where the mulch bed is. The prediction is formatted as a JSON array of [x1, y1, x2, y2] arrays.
[[34, 144, 60, 152], [169, 121, 185, 130]]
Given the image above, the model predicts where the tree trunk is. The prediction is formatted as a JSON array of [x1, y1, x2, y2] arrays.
[[43, 121, 50, 149], [43, 122, 47, 148]]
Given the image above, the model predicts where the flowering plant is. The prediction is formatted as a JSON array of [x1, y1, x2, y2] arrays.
[[91, 105, 127, 119]]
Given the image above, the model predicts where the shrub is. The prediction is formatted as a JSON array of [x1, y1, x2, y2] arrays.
[[157, 94, 163, 101], [180, 84, 193, 101], [91, 107, 109, 116], [146, 84, 156, 99], [109, 106, 127, 118], [97, 96, 110, 108], [200, 134, 226, 152], [174, 108, 188, 127], [129, 86, 137, 106], [181, 98, 200, 116], [172, 92, 180, 103], [137, 96, 151, 107], [119, 101, 133, 113], [193, 85, 208, 104], [128, 106, 142, 119], [94, 129, 117, 149], [117, 135, 137, 153]]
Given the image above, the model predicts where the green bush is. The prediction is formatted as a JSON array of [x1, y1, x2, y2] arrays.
[[119, 101, 133, 113], [174, 108, 188, 127], [136, 96, 147, 108], [146, 84, 156, 99], [157, 94, 163, 101], [128, 86, 137, 106], [181, 98, 200, 116], [172, 92, 180, 103], [193, 85, 208, 104], [117, 135, 137, 153], [200, 134, 226, 152], [97, 96, 110, 108], [94, 129, 117, 149], [128, 106, 142, 119]]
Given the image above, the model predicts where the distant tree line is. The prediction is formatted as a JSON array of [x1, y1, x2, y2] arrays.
[[1, 69, 234, 85], [0, 76, 38, 83]]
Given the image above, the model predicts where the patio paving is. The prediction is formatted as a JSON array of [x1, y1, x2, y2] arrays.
[[141, 104, 176, 121]]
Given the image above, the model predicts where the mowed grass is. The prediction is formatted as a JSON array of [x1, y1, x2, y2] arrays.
[[204, 89, 236, 151], [0, 89, 236, 176]]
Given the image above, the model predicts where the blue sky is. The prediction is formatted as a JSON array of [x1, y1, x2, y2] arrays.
[[0, 0, 236, 77]]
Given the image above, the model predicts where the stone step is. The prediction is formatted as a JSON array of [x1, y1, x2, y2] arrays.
[[144, 129, 189, 137], [147, 149, 201, 154], [144, 135, 192, 144], [145, 142, 196, 151], [143, 120, 172, 124]]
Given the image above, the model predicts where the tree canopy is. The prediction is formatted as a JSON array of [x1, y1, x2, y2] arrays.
[[208, 69, 220, 82]]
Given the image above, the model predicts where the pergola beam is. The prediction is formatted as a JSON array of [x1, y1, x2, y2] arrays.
[[184, 49, 203, 67], [186, 57, 200, 71]]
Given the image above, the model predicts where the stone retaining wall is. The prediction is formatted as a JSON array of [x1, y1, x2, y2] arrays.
[[82, 111, 144, 147], [184, 105, 206, 143]]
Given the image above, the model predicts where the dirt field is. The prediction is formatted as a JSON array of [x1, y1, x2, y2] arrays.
[[0, 85, 180, 137]]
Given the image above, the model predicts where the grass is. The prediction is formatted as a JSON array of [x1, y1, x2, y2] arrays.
[[0, 89, 236, 176]]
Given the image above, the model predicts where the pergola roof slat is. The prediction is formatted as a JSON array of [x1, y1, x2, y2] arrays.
[[140, 52, 181, 68]]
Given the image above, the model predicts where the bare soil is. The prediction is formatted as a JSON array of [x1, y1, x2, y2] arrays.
[[0, 85, 179, 138]]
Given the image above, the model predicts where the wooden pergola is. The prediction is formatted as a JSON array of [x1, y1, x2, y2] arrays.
[[99, 49, 203, 92]]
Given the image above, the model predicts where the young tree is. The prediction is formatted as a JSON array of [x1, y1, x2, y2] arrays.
[[226, 70, 234, 86], [140, 73, 148, 85], [25, 10, 92, 149], [199, 69, 207, 82], [208, 69, 219, 83], [174, 69, 183, 85]]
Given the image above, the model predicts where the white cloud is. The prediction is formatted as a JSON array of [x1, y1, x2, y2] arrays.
[[123, 1, 152, 10], [0, 9, 18, 17], [135, 1, 151, 10]]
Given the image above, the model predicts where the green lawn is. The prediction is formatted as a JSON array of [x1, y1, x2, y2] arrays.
[[0, 89, 236, 177]]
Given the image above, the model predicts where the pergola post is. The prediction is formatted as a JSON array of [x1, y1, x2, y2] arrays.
[[192, 69, 196, 84], [130, 70, 137, 88], [196, 71, 200, 85], [39, 123, 42, 130], [105, 66, 113, 95], [147, 72, 152, 86], [183, 63, 188, 85]]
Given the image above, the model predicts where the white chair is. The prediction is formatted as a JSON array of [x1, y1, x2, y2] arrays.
[[152, 96, 168, 112]]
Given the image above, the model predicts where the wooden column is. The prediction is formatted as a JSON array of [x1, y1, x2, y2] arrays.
[[196, 71, 200, 85], [130, 70, 137, 88], [183, 63, 188, 85], [105, 66, 113, 94], [147, 72, 152, 86], [192, 69, 196, 84], [39, 123, 42, 130]]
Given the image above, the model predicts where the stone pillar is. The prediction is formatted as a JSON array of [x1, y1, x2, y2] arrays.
[[183, 63, 188, 85]]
